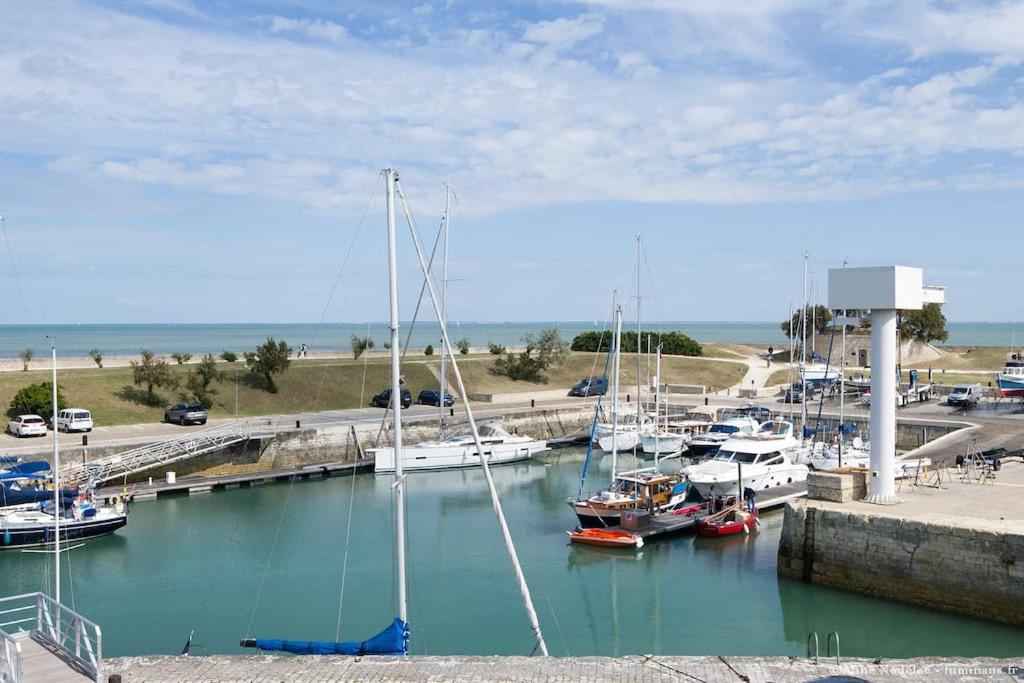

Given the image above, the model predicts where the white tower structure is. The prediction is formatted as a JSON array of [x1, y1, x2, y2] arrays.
[[828, 266, 945, 505]]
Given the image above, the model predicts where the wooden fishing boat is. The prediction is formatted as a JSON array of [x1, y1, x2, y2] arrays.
[[695, 508, 758, 538], [567, 528, 644, 549]]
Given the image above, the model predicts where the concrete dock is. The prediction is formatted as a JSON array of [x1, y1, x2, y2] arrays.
[[104, 654, 1023, 681]]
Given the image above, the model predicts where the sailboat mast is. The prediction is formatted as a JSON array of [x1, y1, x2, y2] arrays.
[[438, 184, 451, 440], [611, 298, 622, 484], [51, 340, 60, 604], [384, 169, 408, 624], [654, 344, 661, 471], [635, 236, 642, 428], [801, 251, 809, 442], [839, 258, 848, 466]]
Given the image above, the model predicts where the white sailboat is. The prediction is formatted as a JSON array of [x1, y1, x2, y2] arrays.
[[639, 344, 689, 455], [370, 184, 547, 474]]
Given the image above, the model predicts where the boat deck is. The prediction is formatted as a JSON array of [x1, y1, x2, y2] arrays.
[[620, 481, 807, 541]]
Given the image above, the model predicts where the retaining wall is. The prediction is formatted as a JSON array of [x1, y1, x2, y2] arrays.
[[777, 501, 1024, 626]]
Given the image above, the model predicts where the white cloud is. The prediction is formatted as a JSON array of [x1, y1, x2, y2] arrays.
[[268, 16, 347, 43]]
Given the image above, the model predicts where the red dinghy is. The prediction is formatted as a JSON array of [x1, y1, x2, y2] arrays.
[[567, 528, 644, 549], [696, 509, 758, 538]]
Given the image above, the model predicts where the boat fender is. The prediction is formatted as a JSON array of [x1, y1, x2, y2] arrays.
[[635, 538, 644, 549], [3, 529, 10, 545]]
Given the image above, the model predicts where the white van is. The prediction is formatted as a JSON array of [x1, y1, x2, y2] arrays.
[[947, 384, 981, 407], [55, 408, 93, 433]]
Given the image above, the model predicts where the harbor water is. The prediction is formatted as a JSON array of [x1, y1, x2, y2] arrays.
[[1, 450, 1021, 659], [0, 321, 1020, 358]]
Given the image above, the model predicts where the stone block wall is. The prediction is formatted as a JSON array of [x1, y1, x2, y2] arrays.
[[806, 469, 867, 503], [778, 501, 1024, 626]]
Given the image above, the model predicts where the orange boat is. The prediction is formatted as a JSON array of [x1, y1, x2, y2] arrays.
[[696, 509, 758, 538], [567, 528, 644, 549]]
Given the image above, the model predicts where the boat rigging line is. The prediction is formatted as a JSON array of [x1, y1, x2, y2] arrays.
[[395, 176, 550, 657]]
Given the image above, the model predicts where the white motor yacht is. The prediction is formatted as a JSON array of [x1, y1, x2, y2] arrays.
[[683, 420, 808, 498], [687, 416, 760, 458]]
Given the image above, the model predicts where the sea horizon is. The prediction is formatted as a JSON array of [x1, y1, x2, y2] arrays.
[[0, 321, 1019, 358]]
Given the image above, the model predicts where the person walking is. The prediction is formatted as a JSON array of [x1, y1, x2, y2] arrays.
[[743, 486, 756, 513]]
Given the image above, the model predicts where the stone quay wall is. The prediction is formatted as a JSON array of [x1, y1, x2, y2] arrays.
[[777, 501, 1024, 627]]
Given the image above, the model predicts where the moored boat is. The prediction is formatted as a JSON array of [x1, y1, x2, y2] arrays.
[[687, 416, 760, 458], [696, 508, 758, 537], [570, 469, 688, 528], [684, 420, 807, 498], [997, 356, 1024, 398], [371, 423, 546, 473], [567, 527, 643, 549]]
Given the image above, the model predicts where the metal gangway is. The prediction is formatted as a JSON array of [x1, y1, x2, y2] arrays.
[[0, 592, 102, 682], [60, 419, 276, 486]]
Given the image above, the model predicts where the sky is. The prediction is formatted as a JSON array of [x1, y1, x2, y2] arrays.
[[1, 0, 1023, 325]]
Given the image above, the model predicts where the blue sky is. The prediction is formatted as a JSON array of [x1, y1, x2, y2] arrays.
[[1, 0, 1023, 324]]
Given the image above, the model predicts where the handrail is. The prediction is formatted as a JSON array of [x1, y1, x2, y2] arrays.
[[0, 628, 21, 683], [806, 631, 819, 664], [827, 631, 840, 664], [60, 418, 275, 486], [0, 593, 102, 682]]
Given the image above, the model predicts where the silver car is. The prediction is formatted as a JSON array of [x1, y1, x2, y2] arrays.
[[164, 403, 208, 425]]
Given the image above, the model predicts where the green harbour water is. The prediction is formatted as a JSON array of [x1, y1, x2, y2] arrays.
[[2, 450, 1022, 659]]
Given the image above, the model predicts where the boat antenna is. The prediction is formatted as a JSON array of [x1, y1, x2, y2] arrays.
[[384, 169, 408, 624], [395, 178, 549, 656], [438, 183, 453, 440], [48, 336, 60, 604]]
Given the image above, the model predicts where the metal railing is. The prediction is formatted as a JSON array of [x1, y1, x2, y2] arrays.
[[60, 418, 275, 486], [0, 629, 21, 683], [0, 592, 102, 682]]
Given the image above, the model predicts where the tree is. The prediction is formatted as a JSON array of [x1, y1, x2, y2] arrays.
[[900, 304, 949, 343], [220, 351, 238, 363], [171, 352, 193, 365], [457, 337, 471, 355], [245, 338, 292, 393], [9, 382, 66, 418], [131, 349, 177, 404], [186, 354, 223, 406], [89, 348, 103, 368], [492, 327, 569, 383], [781, 305, 833, 339], [351, 335, 375, 360], [488, 342, 506, 355], [19, 348, 33, 372], [424, 344, 434, 356]]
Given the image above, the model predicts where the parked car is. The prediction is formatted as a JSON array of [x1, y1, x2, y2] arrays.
[[54, 408, 93, 433], [7, 415, 47, 438], [164, 403, 208, 425], [783, 383, 817, 404], [569, 376, 608, 397], [947, 383, 981, 407], [372, 388, 412, 409], [417, 389, 454, 407]]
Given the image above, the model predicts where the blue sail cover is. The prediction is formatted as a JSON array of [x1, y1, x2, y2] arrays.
[[251, 618, 409, 656]]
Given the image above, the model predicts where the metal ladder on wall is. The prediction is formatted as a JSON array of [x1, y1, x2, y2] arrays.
[[807, 631, 840, 665], [60, 419, 276, 486]]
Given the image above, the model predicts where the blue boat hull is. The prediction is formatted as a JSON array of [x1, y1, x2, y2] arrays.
[[997, 375, 1024, 398], [1, 515, 128, 549]]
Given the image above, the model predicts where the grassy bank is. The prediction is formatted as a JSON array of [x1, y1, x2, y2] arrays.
[[765, 366, 1000, 388], [0, 352, 745, 427]]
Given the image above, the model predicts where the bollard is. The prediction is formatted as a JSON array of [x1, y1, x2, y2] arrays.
[[82, 434, 88, 447], [109, 675, 122, 683], [295, 420, 301, 429], [626, 393, 630, 403], [704, 396, 709, 406], [450, 408, 454, 417], [531, 399, 535, 408]]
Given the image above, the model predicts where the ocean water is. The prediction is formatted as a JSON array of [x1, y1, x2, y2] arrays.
[[0, 322, 1018, 358], [1, 451, 1020, 658]]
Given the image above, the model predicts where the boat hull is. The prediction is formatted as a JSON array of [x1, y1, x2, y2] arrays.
[[567, 528, 643, 549], [0, 513, 128, 549], [372, 440, 546, 473], [597, 432, 641, 453], [688, 465, 808, 499], [696, 510, 758, 537], [640, 433, 687, 454], [997, 375, 1024, 398]]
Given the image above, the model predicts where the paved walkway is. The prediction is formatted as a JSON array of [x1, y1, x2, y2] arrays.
[[105, 654, 1022, 682]]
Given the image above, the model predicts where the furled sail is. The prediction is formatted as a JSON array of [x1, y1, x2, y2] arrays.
[[240, 618, 408, 656]]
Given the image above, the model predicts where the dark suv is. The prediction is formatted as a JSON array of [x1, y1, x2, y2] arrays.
[[417, 389, 454, 407], [372, 388, 412, 409], [569, 376, 608, 397], [164, 403, 208, 425]]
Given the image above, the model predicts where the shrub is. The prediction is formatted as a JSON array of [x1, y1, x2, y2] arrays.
[[244, 338, 292, 393], [89, 348, 103, 368], [424, 344, 434, 356], [457, 337, 471, 355], [170, 352, 193, 365], [571, 330, 702, 357], [10, 381, 66, 418], [186, 354, 223, 406], [491, 327, 569, 383], [220, 351, 238, 363], [488, 342, 506, 355], [352, 335, 375, 360], [19, 348, 33, 372]]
